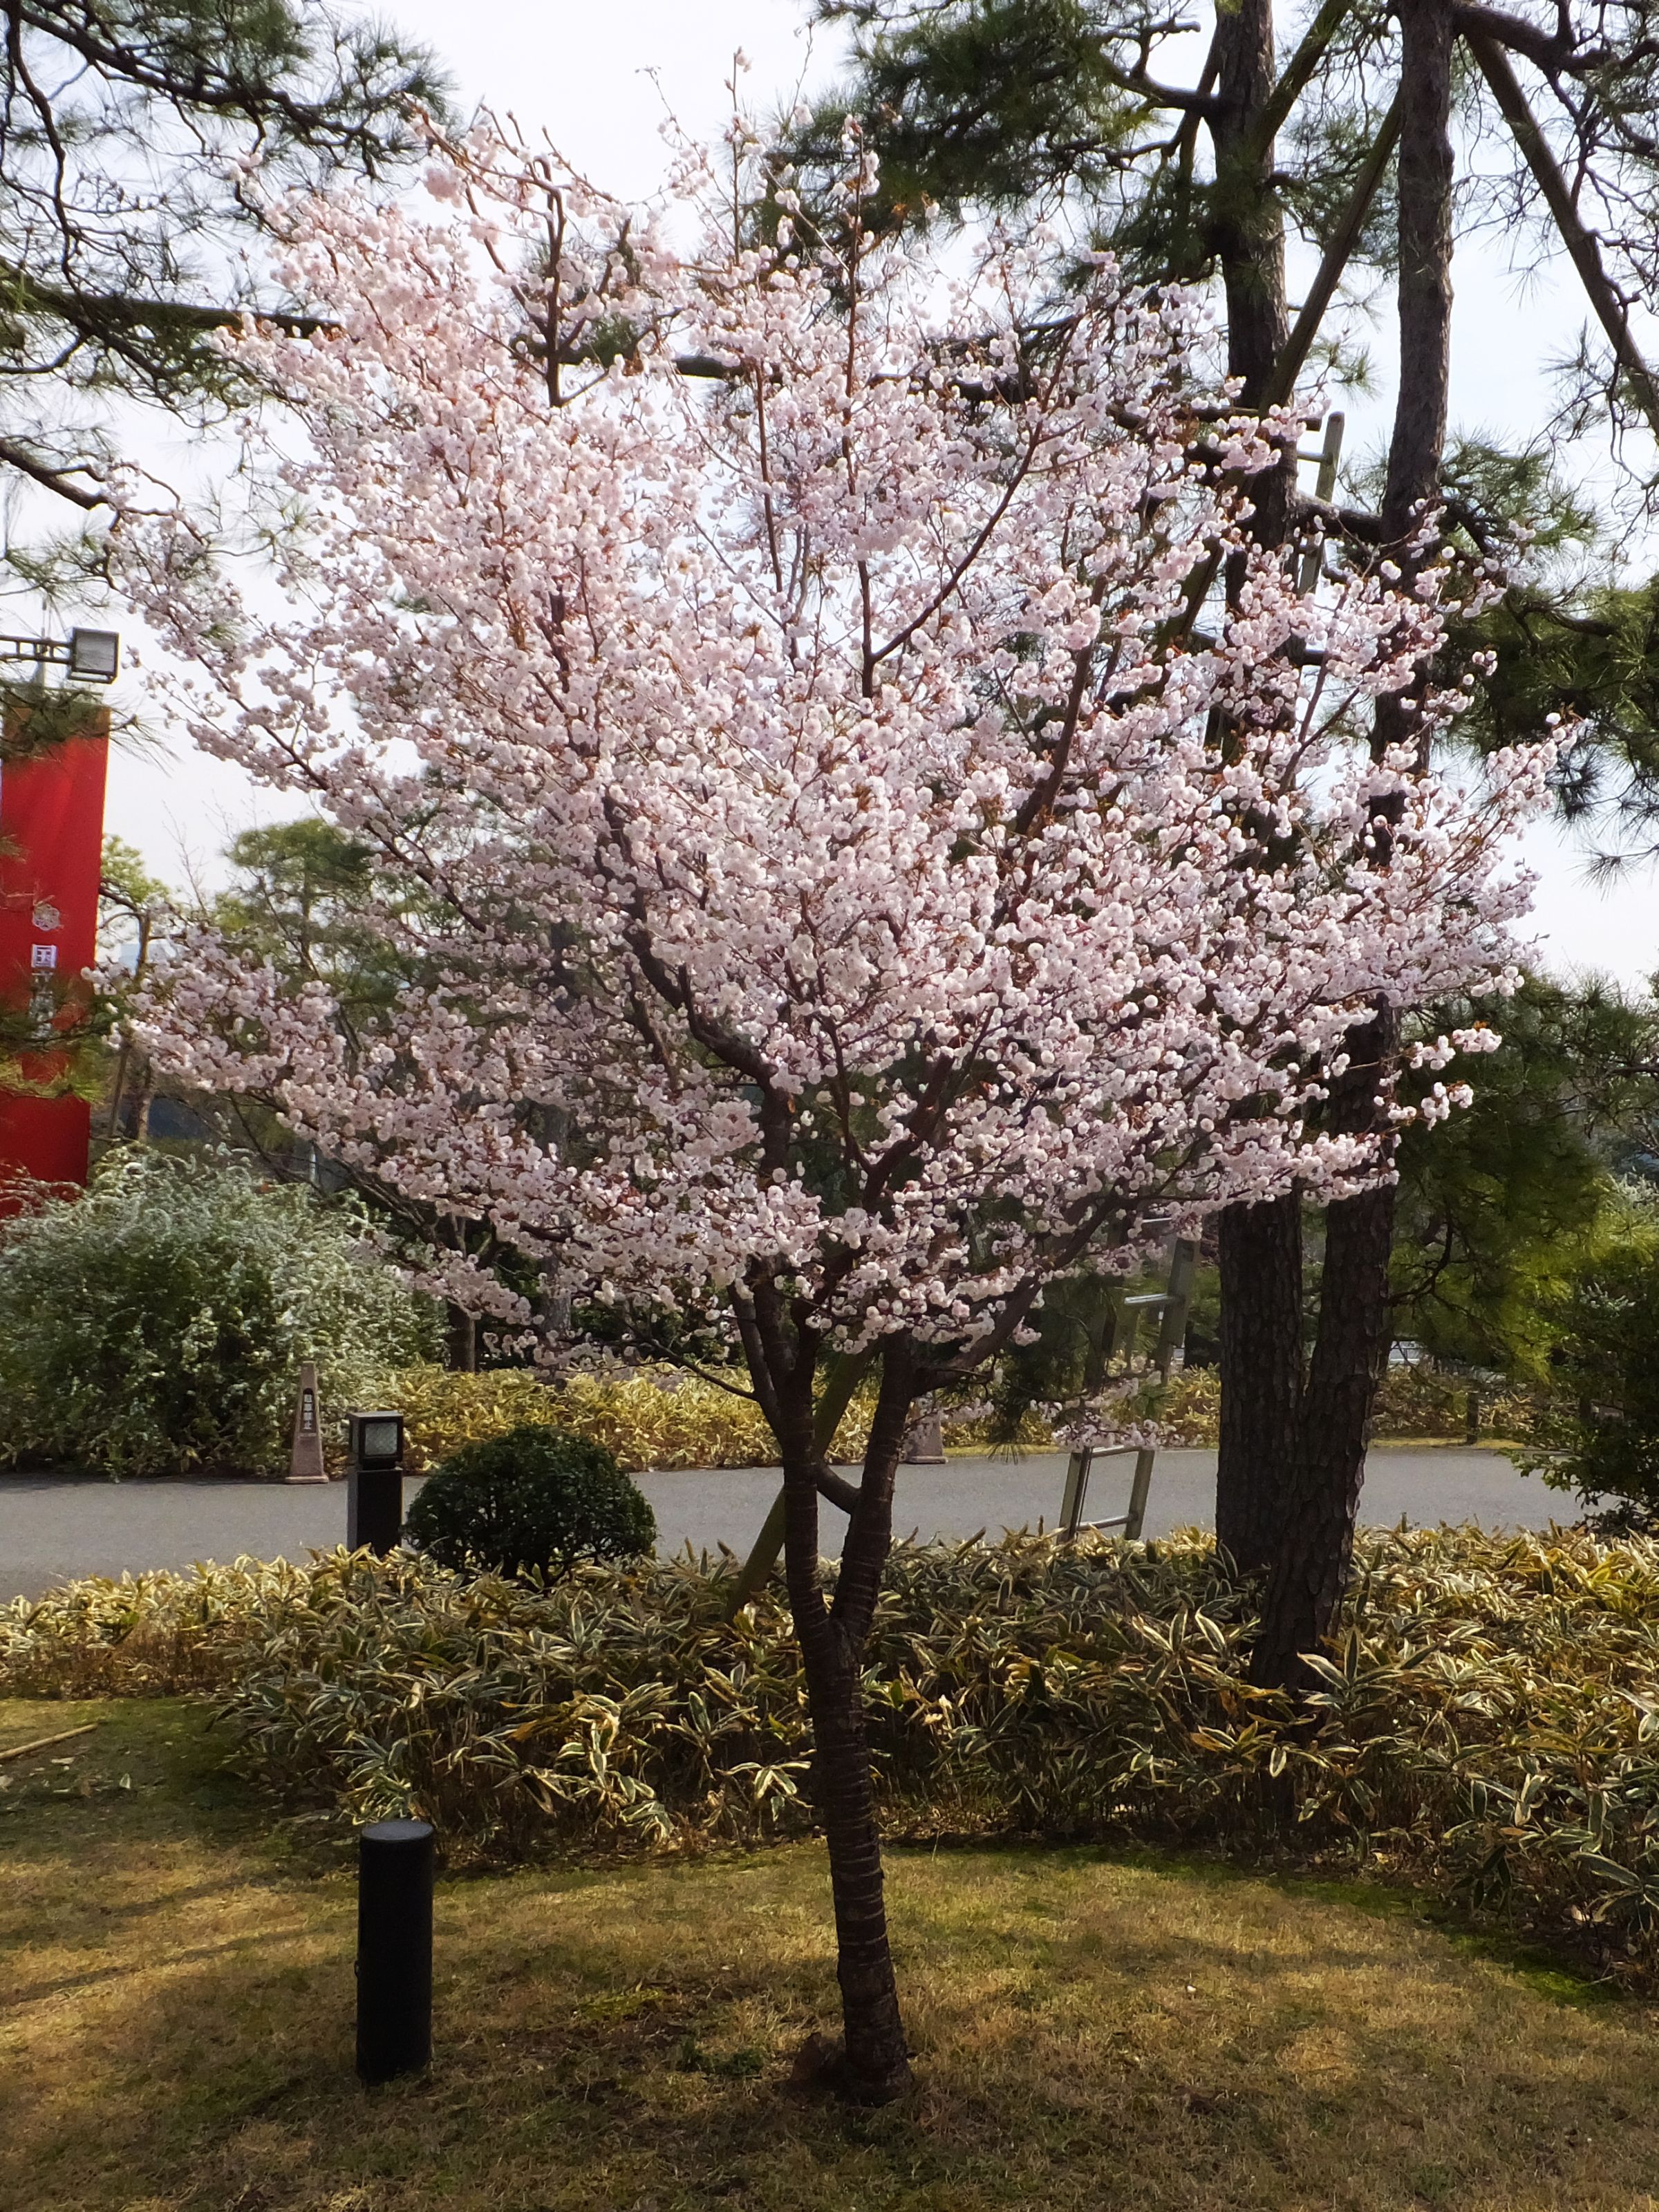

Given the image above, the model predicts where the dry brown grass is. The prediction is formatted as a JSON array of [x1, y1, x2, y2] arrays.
[[6, 1694, 1659, 2212]]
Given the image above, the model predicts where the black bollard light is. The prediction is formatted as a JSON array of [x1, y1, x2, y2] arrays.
[[356, 1817, 434, 2083], [346, 1409, 406, 1555]]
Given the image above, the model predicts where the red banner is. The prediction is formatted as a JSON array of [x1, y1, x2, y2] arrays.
[[0, 709, 111, 1196]]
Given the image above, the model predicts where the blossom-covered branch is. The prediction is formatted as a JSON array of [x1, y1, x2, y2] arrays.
[[110, 118, 1549, 2099]]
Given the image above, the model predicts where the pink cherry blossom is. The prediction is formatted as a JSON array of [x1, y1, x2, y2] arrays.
[[110, 118, 1551, 2101], [113, 127, 1546, 1357]]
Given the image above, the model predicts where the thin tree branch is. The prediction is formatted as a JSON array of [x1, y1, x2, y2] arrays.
[[1451, 1, 1578, 75], [1262, 91, 1403, 410], [0, 434, 106, 507], [1467, 30, 1659, 442]]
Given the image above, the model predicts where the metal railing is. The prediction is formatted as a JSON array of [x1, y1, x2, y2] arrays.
[[1059, 1233, 1199, 1542]]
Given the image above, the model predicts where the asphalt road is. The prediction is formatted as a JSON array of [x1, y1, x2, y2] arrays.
[[0, 1445, 1574, 1604]]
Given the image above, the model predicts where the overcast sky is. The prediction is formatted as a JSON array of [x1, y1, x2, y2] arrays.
[[93, 0, 1659, 986]]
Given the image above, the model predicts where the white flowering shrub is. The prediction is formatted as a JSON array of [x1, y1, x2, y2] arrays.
[[0, 1149, 436, 1476]]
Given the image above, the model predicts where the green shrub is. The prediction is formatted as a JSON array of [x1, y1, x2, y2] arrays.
[[402, 1423, 655, 1577], [0, 1555, 310, 1696], [0, 1149, 435, 1477], [11, 1524, 1659, 1990], [1515, 1190, 1659, 1521]]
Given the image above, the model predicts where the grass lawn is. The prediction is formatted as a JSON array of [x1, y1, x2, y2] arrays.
[[6, 1698, 1659, 2212]]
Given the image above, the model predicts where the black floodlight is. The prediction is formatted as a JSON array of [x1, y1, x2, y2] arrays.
[[68, 628, 120, 683], [349, 1410, 404, 1470]]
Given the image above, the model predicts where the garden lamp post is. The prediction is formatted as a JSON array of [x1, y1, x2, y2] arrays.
[[356, 1816, 433, 2083], [346, 1409, 406, 1555]]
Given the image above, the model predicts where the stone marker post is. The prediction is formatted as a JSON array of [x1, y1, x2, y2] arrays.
[[287, 1360, 328, 1483], [900, 1408, 947, 1464]]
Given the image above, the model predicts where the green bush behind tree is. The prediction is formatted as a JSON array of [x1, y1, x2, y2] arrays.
[[0, 1150, 435, 1477]]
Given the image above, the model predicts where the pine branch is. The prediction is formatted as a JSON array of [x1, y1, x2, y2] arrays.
[[0, 434, 107, 508], [1467, 28, 1659, 443], [1263, 91, 1403, 409]]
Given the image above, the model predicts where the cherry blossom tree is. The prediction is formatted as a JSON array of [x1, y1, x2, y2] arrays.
[[113, 124, 1548, 2101]]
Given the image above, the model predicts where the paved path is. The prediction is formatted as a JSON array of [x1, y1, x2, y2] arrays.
[[0, 1445, 1573, 1603]]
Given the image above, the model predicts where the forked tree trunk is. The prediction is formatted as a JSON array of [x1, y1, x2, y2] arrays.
[[774, 1340, 915, 2103], [1250, 0, 1454, 1687], [1215, 1193, 1303, 1574]]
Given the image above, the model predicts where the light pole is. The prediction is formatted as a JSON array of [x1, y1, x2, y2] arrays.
[[346, 1409, 407, 1554]]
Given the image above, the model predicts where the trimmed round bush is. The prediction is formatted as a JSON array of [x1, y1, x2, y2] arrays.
[[403, 1423, 656, 1577]]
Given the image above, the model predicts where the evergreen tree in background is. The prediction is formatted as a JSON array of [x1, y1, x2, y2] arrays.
[[0, 1, 447, 536], [1390, 980, 1658, 1379], [794, 0, 1659, 1680]]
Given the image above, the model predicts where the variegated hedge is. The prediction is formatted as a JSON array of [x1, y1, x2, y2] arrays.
[[6, 1525, 1658, 1987], [365, 1361, 1538, 1473]]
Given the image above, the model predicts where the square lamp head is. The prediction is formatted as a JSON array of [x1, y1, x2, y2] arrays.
[[349, 1411, 404, 1471], [68, 628, 120, 683]]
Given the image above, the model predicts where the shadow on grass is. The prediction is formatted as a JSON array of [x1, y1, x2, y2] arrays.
[[6, 1778, 1659, 2212], [2, 1700, 1653, 2210], [894, 1827, 1633, 2012]]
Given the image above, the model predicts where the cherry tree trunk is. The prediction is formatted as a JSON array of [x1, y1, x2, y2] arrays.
[[792, 1605, 910, 2096], [445, 1303, 478, 1373], [776, 1351, 912, 2103]]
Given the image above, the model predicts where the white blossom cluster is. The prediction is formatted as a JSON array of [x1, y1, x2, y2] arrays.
[[113, 126, 1550, 1359]]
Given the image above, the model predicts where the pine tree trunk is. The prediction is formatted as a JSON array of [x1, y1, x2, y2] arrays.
[[1215, 1193, 1303, 1574], [1250, 0, 1453, 1685], [1210, 0, 1291, 419], [1208, 0, 1304, 1555], [1251, 1114, 1397, 1688], [1381, 0, 1455, 563]]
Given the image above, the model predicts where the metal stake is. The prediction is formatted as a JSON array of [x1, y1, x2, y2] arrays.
[[1123, 1447, 1158, 1542], [1297, 411, 1345, 593], [357, 1818, 434, 2083], [1059, 1446, 1094, 1538]]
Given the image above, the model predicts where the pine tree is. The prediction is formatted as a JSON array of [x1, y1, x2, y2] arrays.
[[0, 1, 447, 520], [803, 0, 1659, 1676]]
